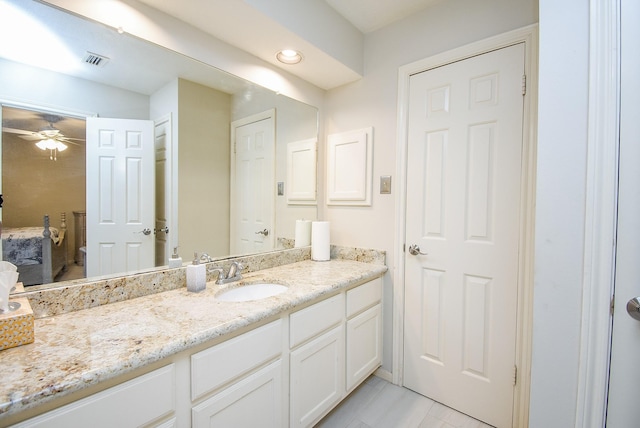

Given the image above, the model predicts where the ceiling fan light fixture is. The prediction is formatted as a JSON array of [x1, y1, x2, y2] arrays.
[[276, 49, 303, 65], [35, 138, 67, 152], [35, 139, 51, 150]]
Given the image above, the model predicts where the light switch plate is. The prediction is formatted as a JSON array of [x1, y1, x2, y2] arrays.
[[380, 176, 392, 194]]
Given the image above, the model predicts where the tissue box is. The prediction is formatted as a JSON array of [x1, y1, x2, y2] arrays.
[[10, 282, 25, 294], [0, 295, 34, 351]]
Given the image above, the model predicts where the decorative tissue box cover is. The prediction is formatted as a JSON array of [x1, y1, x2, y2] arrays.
[[0, 295, 34, 351], [11, 282, 25, 294]]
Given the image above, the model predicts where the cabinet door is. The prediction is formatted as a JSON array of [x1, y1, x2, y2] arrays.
[[290, 325, 345, 428], [15, 365, 175, 428], [346, 304, 382, 391], [192, 360, 283, 428]]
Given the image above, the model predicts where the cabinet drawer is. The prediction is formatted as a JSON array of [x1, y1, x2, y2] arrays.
[[346, 277, 382, 318], [290, 293, 344, 348], [16, 365, 175, 428], [191, 320, 282, 400]]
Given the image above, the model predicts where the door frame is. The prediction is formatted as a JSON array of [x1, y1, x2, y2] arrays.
[[584, 0, 621, 426], [153, 113, 174, 266], [393, 25, 538, 427]]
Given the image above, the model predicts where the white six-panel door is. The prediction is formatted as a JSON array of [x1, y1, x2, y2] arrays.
[[230, 113, 275, 255], [86, 117, 155, 278], [403, 43, 525, 428]]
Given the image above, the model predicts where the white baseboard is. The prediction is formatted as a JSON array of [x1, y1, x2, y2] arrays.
[[373, 368, 393, 384]]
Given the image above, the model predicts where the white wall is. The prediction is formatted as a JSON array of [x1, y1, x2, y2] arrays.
[[0, 58, 149, 119], [529, 0, 589, 426], [323, 0, 538, 373]]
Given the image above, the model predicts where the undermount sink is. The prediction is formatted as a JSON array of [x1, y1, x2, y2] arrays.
[[216, 283, 288, 302]]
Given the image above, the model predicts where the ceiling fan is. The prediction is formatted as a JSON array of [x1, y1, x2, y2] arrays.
[[2, 122, 85, 161]]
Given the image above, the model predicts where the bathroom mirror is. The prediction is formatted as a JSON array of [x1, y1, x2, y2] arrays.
[[0, 0, 318, 292]]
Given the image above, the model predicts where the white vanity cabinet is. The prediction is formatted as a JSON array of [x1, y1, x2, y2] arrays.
[[190, 320, 284, 427], [13, 365, 176, 428], [9, 275, 384, 428], [289, 277, 383, 427], [289, 294, 345, 428]]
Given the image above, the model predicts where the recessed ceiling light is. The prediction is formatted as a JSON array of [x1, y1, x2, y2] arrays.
[[276, 49, 303, 65]]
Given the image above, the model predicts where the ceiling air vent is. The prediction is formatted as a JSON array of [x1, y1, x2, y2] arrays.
[[83, 51, 110, 67]]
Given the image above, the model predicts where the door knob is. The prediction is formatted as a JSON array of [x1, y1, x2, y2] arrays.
[[626, 297, 640, 321], [137, 228, 152, 235], [255, 229, 269, 237], [408, 244, 428, 256]]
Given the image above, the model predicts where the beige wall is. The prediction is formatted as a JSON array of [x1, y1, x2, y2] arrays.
[[177, 79, 231, 260], [2, 132, 85, 264]]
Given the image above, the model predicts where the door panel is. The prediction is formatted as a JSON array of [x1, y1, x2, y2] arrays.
[[86, 117, 154, 278], [403, 43, 525, 428]]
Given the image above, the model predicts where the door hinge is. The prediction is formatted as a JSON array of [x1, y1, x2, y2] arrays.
[[522, 74, 527, 96], [611, 294, 615, 315], [513, 365, 518, 386]]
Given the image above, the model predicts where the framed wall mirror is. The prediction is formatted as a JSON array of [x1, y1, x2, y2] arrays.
[[0, 0, 318, 291]]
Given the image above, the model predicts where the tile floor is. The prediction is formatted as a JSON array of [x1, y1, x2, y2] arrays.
[[315, 375, 493, 428]]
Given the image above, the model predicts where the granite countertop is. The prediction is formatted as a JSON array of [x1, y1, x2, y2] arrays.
[[0, 259, 387, 420]]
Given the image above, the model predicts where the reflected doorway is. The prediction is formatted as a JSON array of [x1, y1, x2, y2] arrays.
[[1, 104, 86, 284]]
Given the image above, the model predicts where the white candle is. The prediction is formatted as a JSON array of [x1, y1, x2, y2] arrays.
[[311, 221, 330, 261], [294, 220, 312, 247]]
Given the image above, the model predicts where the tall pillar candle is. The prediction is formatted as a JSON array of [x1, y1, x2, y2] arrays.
[[294, 220, 312, 247], [311, 221, 330, 261]]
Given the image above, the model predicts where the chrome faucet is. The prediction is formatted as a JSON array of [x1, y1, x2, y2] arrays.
[[207, 266, 224, 282], [227, 261, 242, 279], [208, 261, 244, 285]]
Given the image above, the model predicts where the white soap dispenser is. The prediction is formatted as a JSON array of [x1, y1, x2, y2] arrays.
[[186, 252, 206, 292], [168, 247, 182, 268]]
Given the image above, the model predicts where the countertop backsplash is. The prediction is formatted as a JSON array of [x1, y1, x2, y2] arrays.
[[21, 245, 386, 319]]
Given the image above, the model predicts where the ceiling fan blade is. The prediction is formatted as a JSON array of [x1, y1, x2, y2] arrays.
[[2, 127, 37, 136], [17, 133, 43, 141], [57, 138, 82, 146]]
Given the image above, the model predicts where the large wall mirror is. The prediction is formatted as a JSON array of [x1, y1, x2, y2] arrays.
[[0, 0, 318, 292]]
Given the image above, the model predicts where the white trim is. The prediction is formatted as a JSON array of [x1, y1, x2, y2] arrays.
[[373, 367, 393, 383], [153, 113, 175, 262], [574, 0, 620, 426], [393, 24, 538, 427], [0, 98, 96, 121]]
